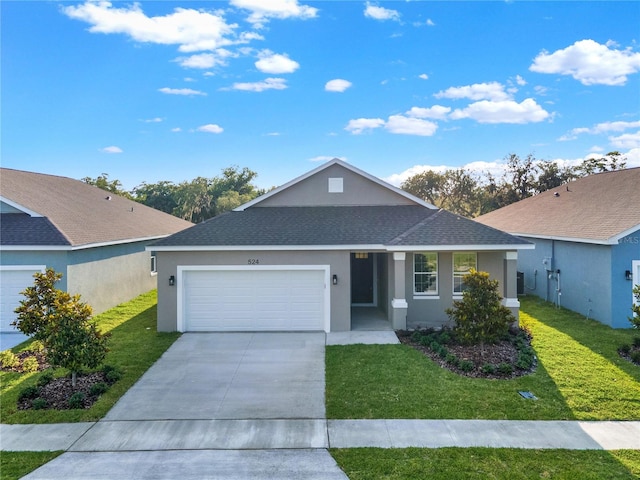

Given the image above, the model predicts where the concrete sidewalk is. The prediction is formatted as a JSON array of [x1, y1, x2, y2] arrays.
[[2, 419, 640, 452]]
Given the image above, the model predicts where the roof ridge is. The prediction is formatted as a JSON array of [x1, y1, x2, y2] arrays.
[[388, 209, 443, 245]]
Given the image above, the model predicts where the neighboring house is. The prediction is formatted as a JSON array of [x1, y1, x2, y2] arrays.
[[151, 159, 531, 333], [477, 167, 640, 329], [0, 168, 193, 333]]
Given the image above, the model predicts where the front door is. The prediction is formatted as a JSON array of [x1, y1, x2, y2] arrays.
[[351, 253, 375, 305]]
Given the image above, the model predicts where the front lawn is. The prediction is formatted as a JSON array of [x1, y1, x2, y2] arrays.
[[0, 451, 63, 480], [326, 296, 640, 420], [0, 290, 180, 424], [331, 448, 640, 480]]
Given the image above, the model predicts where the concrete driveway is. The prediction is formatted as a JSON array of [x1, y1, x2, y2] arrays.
[[105, 332, 326, 421]]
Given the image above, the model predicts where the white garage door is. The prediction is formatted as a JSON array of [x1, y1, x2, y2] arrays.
[[1, 267, 45, 332], [181, 268, 328, 332]]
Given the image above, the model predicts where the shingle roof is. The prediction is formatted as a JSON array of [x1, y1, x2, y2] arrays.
[[0, 214, 70, 246], [476, 168, 640, 244], [1, 168, 193, 247], [152, 205, 530, 248]]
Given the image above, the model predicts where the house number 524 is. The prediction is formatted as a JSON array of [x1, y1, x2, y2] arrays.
[[248, 259, 260, 265]]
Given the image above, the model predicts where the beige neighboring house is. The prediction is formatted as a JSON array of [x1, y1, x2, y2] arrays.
[[477, 167, 640, 328], [0, 168, 193, 334], [151, 159, 532, 333]]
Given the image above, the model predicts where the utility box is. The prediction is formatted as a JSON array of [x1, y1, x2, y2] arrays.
[[517, 272, 524, 295], [542, 257, 553, 271]]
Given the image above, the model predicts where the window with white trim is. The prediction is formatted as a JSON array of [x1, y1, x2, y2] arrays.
[[414, 252, 438, 295], [150, 254, 157, 275], [453, 252, 476, 294]]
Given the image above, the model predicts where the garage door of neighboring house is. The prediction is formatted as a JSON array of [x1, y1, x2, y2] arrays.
[[178, 266, 330, 332], [0, 266, 45, 332]]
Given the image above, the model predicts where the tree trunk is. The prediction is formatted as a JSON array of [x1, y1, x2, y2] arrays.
[[71, 371, 77, 388]]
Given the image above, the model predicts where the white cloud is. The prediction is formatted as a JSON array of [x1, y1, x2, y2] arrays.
[[141, 117, 163, 123], [229, 77, 288, 92], [609, 131, 640, 149], [515, 75, 527, 86], [419, 73, 429, 80], [406, 105, 451, 120], [255, 51, 299, 74], [309, 155, 346, 162], [560, 120, 640, 140], [230, 0, 318, 27], [177, 50, 235, 69], [385, 115, 438, 136], [435, 82, 512, 102], [325, 79, 352, 92], [345, 118, 385, 134], [530, 39, 640, 86], [101, 146, 123, 154], [426, 19, 435, 27], [171, 127, 182, 132], [450, 98, 551, 124], [364, 2, 400, 21], [158, 87, 206, 96], [197, 124, 224, 134], [63, 1, 238, 53]]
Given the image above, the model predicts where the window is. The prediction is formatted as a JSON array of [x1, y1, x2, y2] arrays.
[[150, 254, 157, 275], [453, 252, 476, 294], [414, 252, 438, 295]]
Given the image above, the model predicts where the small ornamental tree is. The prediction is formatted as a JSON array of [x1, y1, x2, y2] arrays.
[[445, 269, 515, 354], [630, 284, 640, 329], [13, 269, 110, 386]]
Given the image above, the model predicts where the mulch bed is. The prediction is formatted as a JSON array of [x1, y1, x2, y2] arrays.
[[17, 372, 109, 411], [396, 329, 536, 379], [0, 350, 50, 373]]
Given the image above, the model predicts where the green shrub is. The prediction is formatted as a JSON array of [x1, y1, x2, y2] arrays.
[[89, 382, 109, 396], [629, 285, 640, 328], [630, 351, 640, 365], [0, 350, 19, 368], [102, 364, 123, 383], [458, 360, 474, 372], [439, 332, 452, 344], [32, 398, 48, 410], [619, 344, 632, 355], [633, 337, 640, 348], [29, 340, 46, 353], [68, 392, 86, 409], [18, 385, 40, 401], [22, 356, 39, 373], [481, 363, 496, 374], [438, 346, 449, 359], [37, 370, 55, 387], [446, 270, 515, 347], [445, 353, 457, 365], [498, 363, 513, 375]]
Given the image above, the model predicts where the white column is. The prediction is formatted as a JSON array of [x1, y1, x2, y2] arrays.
[[391, 252, 408, 330]]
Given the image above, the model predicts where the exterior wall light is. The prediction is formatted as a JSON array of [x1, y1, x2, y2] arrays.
[[332, 274, 338, 285], [626, 270, 633, 281], [169, 275, 175, 286]]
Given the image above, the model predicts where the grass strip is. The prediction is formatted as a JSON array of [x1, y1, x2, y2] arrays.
[[0, 290, 180, 424], [0, 451, 63, 480], [331, 448, 640, 480]]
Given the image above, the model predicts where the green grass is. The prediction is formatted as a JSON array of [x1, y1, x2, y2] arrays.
[[331, 448, 640, 480], [0, 290, 180, 424], [0, 451, 63, 480], [326, 296, 640, 420]]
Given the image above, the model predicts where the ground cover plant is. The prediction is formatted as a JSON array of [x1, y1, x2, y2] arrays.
[[331, 448, 640, 480], [0, 451, 63, 480], [326, 296, 640, 420], [0, 290, 180, 424]]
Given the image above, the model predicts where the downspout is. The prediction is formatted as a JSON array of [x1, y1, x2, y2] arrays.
[[556, 269, 561, 308]]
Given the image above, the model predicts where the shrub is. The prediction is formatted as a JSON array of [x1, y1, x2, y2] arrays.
[[438, 346, 449, 359], [37, 370, 55, 387], [32, 398, 48, 410], [631, 351, 640, 365], [68, 392, 86, 409], [619, 344, 632, 355], [498, 363, 513, 376], [22, 356, 39, 373], [633, 337, 640, 348], [18, 385, 40, 401], [102, 365, 123, 383], [445, 353, 457, 365], [0, 350, 19, 369], [90, 382, 109, 396], [482, 363, 496, 374], [516, 352, 534, 370], [458, 360, 474, 372], [446, 270, 515, 348], [629, 285, 640, 328], [13, 268, 110, 387], [28, 340, 46, 353]]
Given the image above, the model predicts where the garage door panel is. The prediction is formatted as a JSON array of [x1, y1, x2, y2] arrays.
[[1, 268, 44, 332], [182, 268, 326, 332]]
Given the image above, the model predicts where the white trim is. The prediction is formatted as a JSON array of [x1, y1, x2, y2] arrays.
[[0, 265, 46, 272], [633, 260, 640, 310], [1, 235, 171, 252], [511, 232, 637, 246], [393, 252, 406, 261], [502, 298, 520, 308], [0, 196, 43, 217], [176, 265, 331, 333], [391, 298, 408, 309], [387, 244, 534, 251], [413, 295, 440, 300], [505, 251, 518, 260], [413, 252, 438, 296], [234, 158, 437, 211]]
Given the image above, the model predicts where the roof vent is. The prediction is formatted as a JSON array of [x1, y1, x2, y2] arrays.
[[328, 177, 343, 193], [553, 192, 559, 197], [105, 196, 112, 200]]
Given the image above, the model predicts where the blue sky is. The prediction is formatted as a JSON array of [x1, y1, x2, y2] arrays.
[[2, 1, 640, 191]]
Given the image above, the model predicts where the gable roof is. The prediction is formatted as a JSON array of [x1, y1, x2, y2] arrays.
[[236, 158, 437, 210], [476, 167, 640, 245], [1, 168, 193, 248]]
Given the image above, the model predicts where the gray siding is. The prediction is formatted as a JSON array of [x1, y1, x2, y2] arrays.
[[256, 164, 417, 207]]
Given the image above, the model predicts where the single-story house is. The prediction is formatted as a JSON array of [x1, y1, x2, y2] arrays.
[[0, 168, 193, 333], [150, 159, 532, 333], [477, 167, 640, 329]]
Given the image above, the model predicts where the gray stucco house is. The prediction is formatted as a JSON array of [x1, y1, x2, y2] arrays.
[[151, 159, 531, 333], [0, 168, 193, 333], [477, 167, 640, 329]]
